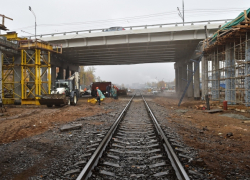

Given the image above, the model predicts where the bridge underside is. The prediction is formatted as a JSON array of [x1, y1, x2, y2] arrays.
[[61, 40, 200, 66]]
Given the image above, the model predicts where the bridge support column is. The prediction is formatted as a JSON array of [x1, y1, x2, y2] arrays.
[[65, 66, 70, 79], [187, 62, 193, 98], [225, 44, 235, 105], [194, 61, 200, 100], [174, 63, 178, 93], [51, 65, 57, 89], [212, 53, 216, 100], [202, 56, 208, 99], [57, 67, 64, 80], [0, 51, 2, 104], [245, 37, 250, 106], [177, 65, 182, 96], [181, 64, 187, 97], [212, 51, 220, 100]]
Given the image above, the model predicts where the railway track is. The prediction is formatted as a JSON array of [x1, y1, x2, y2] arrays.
[[76, 94, 190, 180]]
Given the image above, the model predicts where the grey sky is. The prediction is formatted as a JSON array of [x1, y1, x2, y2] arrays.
[[1, 0, 249, 85]]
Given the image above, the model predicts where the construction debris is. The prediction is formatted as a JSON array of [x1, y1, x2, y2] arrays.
[[60, 124, 82, 132], [204, 109, 223, 113]]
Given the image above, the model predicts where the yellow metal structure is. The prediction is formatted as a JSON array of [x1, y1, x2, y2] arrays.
[[1, 35, 61, 105], [2, 53, 20, 104], [1, 32, 28, 104], [0, 32, 27, 41], [19, 39, 61, 105], [19, 39, 62, 54], [21, 49, 51, 105]]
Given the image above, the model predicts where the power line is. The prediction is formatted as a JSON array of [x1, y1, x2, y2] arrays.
[[13, 7, 248, 33]]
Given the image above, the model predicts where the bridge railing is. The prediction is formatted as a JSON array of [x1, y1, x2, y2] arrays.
[[26, 19, 232, 39]]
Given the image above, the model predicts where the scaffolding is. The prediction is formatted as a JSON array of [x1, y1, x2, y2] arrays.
[[19, 39, 62, 105], [2, 53, 21, 104], [204, 16, 250, 106]]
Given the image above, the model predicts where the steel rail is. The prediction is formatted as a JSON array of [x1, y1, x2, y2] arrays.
[[26, 19, 232, 38], [76, 95, 135, 180], [142, 95, 190, 180]]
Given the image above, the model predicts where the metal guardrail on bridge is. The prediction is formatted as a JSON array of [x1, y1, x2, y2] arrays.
[[26, 19, 232, 39]]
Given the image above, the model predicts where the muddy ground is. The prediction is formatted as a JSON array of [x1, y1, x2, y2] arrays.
[[0, 93, 250, 179], [154, 91, 250, 180]]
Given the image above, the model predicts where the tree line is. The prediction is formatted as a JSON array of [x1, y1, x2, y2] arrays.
[[79, 66, 102, 86]]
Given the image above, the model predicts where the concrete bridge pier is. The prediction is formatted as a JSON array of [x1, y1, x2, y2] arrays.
[[174, 63, 179, 94], [245, 36, 250, 106], [69, 64, 79, 76], [187, 61, 193, 98], [194, 61, 200, 100], [175, 62, 183, 96], [225, 44, 236, 105], [180, 64, 187, 97], [57, 67, 64, 80], [176, 60, 200, 99], [65, 66, 70, 79], [202, 56, 208, 99], [51, 65, 57, 89], [175, 62, 188, 97], [211, 51, 220, 100]]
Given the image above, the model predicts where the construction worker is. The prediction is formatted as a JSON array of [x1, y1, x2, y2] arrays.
[[114, 86, 119, 99], [112, 85, 118, 99], [106, 84, 111, 97], [96, 87, 105, 105]]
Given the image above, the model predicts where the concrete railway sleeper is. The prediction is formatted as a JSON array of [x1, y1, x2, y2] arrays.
[[76, 94, 190, 180]]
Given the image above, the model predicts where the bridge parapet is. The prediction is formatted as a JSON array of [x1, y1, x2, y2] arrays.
[[25, 19, 231, 39]]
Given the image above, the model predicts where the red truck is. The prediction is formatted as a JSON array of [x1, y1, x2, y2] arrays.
[[91, 82, 111, 97]]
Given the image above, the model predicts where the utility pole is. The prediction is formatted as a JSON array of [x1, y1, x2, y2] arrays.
[[177, 0, 184, 26], [29, 6, 36, 40]]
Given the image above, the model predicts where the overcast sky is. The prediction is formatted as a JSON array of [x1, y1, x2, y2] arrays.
[[1, 0, 249, 85]]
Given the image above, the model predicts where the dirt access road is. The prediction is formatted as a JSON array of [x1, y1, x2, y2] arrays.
[[0, 93, 250, 179], [0, 97, 115, 144]]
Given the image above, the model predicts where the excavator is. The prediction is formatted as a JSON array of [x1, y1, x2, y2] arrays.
[[39, 72, 80, 107]]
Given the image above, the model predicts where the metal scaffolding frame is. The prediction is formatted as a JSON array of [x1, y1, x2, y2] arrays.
[[19, 39, 61, 105], [2, 53, 21, 104], [20, 49, 51, 105], [205, 34, 250, 106]]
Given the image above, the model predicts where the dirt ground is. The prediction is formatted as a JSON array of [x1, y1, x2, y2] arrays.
[[1, 93, 250, 179], [154, 92, 250, 179], [0, 97, 115, 144]]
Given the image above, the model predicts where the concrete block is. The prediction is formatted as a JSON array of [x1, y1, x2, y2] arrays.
[[60, 124, 82, 132]]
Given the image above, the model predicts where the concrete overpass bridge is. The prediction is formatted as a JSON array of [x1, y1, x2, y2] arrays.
[[39, 19, 229, 66], [1, 19, 230, 105]]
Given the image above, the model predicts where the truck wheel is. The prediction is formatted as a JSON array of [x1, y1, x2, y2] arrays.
[[70, 93, 77, 105], [47, 104, 53, 108]]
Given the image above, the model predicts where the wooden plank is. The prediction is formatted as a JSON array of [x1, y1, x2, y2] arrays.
[[204, 109, 223, 113]]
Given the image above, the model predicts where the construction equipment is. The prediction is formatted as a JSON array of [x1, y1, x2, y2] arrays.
[[91, 82, 111, 97], [117, 87, 127, 95], [39, 72, 80, 107]]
